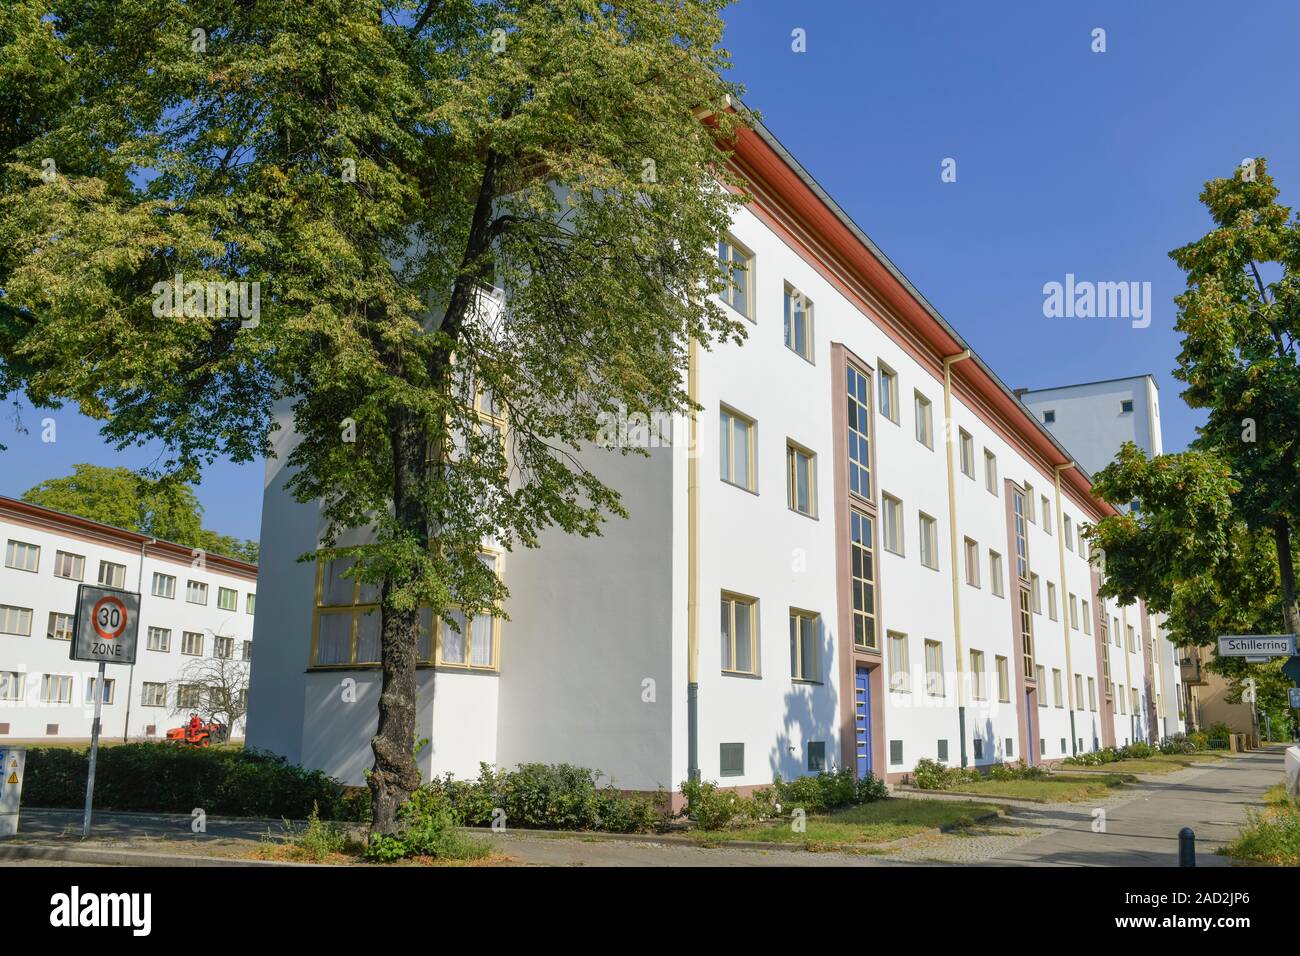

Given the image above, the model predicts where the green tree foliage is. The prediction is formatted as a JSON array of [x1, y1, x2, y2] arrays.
[[0, 0, 746, 832], [1086, 158, 1300, 715], [21, 463, 258, 562]]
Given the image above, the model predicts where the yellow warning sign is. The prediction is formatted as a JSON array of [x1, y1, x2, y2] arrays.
[[5, 772, 16, 785]]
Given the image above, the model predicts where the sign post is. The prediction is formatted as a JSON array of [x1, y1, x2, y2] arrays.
[[71, 583, 140, 839]]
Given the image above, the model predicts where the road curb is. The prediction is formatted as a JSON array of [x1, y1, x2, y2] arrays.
[[0, 842, 315, 867]]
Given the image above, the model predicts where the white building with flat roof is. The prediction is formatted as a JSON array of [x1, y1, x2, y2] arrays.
[[0, 497, 258, 742], [246, 114, 1173, 794]]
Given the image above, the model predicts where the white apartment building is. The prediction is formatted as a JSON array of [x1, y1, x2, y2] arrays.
[[0, 497, 258, 741], [1020, 377, 1186, 741], [247, 114, 1172, 793]]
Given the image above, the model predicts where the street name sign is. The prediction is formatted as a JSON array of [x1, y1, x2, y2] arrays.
[[1217, 635, 1296, 659], [70, 584, 140, 665]]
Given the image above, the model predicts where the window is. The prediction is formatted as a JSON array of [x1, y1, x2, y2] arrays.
[[1126, 624, 1135, 653], [53, 550, 84, 580], [918, 513, 938, 570], [963, 537, 980, 587], [242, 640, 253, 661], [719, 406, 756, 491], [0, 604, 32, 636], [850, 509, 878, 650], [1013, 488, 1028, 579], [924, 640, 945, 697], [1088, 676, 1098, 712], [887, 632, 910, 692], [1025, 482, 1036, 522], [0, 671, 23, 701], [1064, 514, 1073, 550], [217, 587, 238, 611], [246, 593, 256, 615], [937, 739, 949, 762], [717, 236, 751, 318], [1131, 686, 1140, 714], [1030, 573, 1041, 613], [4, 539, 39, 572], [151, 572, 176, 599], [970, 649, 986, 700], [186, 580, 208, 605], [914, 392, 933, 448], [890, 740, 904, 765], [1114, 617, 1121, 647], [973, 738, 984, 760], [1119, 685, 1127, 714], [141, 682, 166, 707], [996, 655, 1010, 702], [990, 551, 1004, 597], [878, 364, 899, 424], [785, 442, 816, 517], [147, 626, 171, 652], [720, 593, 758, 676], [1036, 665, 1047, 704], [98, 561, 126, 589], [1044, 409, 1056, 424], [1074, 673, 1084, 710], [1052, 668, 1064, 708], [882, 494, 904, 555], [1046, 581, 1058, 621], [85, 676, 115, 705], [783, 285, 813, 361], [1006, 738, 1015, 759], [719, 742, 745, 777], [181, 631, 204, 656], [1082, 599, 1092, 634], [1079, 526, 1088, 557], [846, 364, 873, 499], [959, 429, 974, 479], [41, 674, 73, 703], [1041, 495, 1052, 530], [1120, 399, 1134, 413], [789, 610, 819, 682], [807, 741, 826, 772], [313, 555, 381, 666], [1101, 627, 1111, 687], [47, 612, 73, 642], [177, 684, 202, 709], [984, 449, 998, 495], [1020, 591, 1035, 679], [1068, 593, 1079, 630], [214, 635, 235, 659], [436, 601, 499, 672]]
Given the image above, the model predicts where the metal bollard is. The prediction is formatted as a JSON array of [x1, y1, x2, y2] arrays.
[[1178, 826, 1196, 867]]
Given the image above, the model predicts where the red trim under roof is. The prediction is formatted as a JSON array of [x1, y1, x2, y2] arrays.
[[720, 117, 1117, 521], [0, 495, 259, 580]]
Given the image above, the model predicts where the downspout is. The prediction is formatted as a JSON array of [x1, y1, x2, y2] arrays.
[[686, 337, 701, 783], [1121, 605, 1135, 744], [124, 537, 155, 742], [1053, 465, 1077, 756], [942, 349, 971, 766]]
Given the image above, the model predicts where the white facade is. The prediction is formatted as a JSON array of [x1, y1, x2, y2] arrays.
[[0, 498, 258, 742], [247, 118, 1173, 791], [1020, 376, 1184, 741]]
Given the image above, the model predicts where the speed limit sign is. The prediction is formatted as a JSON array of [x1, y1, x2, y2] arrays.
[[71, 584, 140, 664]]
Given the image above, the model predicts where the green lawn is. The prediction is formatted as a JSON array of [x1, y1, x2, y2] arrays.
[[1221, 783, 1300, 866], [690, 798, 1003, 850], [1067, 751, 1230, 775], [943, 773, 1135, 803]]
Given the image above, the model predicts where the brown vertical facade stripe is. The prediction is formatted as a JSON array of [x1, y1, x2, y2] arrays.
[[1003, 478, 1035, 764], [1090, 566, 1116, 748]]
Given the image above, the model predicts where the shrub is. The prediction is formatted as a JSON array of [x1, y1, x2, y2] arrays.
[[1121, 741, 1156, 759], [1065, 747, 1122, 766], [911, 759, 980, 790], [24, 744, 356, 820], [771, 767, 875, 812], [264, 803, 358, 862], [364, 788, 491, 863], [1222, 806, 1300, 866], [1159, 734, 1198, 755], [680, 779, 757, 830], [989, 760, 1048, 781]]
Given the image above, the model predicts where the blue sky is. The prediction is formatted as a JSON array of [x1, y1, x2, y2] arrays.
[[3, 0, 1298, 541]]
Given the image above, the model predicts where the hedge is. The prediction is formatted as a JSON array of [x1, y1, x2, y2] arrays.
[[23, 744, 367, 820]]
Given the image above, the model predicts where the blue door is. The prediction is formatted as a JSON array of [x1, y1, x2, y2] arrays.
[[1025, 689, 1035, 765], [856, 668, 872, 777]]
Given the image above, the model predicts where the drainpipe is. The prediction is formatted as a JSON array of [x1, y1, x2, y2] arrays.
[[1053, 465, 1077, 756], [686, 337, 701, 783], [123, 537, 155, 741], [942, 349, 972, 766]]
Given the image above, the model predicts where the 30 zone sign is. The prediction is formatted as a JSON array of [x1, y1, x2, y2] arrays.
[[71, 584, 141, 665]]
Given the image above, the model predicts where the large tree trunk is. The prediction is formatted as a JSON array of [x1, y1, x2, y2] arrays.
[[368, 406, 429, 836], [1274, 520, 1300, 637]]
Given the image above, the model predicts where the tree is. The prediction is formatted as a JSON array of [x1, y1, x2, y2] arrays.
[[21, 463, 258, 562], [170, 648, 250, 741], [1086, 158, 1300, 696], [0, 0, 746, 833]]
